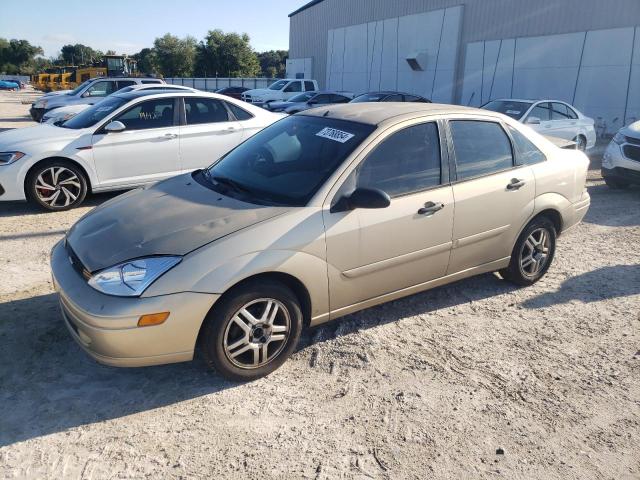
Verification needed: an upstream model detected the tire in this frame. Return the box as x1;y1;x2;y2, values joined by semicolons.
26;160;88;211
500;217;557;287
199;280;303;381
573;135;587;151
604;178;629;189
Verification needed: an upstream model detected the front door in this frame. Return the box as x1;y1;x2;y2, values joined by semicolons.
323;121;454;313
179;97;244;172
446;119;535;274
92;97;181;188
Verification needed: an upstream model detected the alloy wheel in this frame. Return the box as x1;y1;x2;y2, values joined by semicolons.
223;298;291;369
519;227;551;277
35;167;82;208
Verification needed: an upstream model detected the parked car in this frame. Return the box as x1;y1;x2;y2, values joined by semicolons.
29;77;165;122
601;120;640;188
49;103;590;381
481;99;596;151
42;84;198;125
265;91;352;114
241;78;319;107
215;86;250;100
0;80;20;91
350;91;431;103
0;90;285;210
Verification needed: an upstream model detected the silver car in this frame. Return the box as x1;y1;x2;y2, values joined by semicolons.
50;103;590;381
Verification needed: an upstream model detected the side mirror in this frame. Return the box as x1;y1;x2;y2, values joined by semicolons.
104;120;126;133
331;188;391;213
526;116;541;125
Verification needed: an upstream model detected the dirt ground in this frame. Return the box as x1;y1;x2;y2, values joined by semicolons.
0;91;639;479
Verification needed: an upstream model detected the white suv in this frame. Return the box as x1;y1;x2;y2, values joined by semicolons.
241;79;319;107
602;121;640;188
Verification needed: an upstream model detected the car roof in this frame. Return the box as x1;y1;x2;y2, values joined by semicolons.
300;102;493;126
111;90;238;101
490;98;576;105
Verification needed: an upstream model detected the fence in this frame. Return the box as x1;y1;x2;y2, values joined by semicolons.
164;77;281;92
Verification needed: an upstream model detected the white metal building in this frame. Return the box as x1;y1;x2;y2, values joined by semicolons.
288;0;640;133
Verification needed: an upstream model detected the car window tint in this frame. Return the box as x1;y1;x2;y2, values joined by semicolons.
304;81;315;91
226;102;253;121
85;81;116;97
315;94;332;104
284;81;302;93
117;80;136;89
185;98;230;124
383;94;403;102
551;103;571;120
141;80;163;84
507;125;546;165
357;122;441;197
528;102;551;121
332;94;349;103
450;120;514;180
114;98;175;130
566;106;578;119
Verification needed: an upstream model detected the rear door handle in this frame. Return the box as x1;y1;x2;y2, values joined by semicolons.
507;178;525;190
162;133;178;139
217;127;237;135
417;201;444;215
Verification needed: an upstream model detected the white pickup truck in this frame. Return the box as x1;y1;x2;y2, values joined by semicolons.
242;79;319;107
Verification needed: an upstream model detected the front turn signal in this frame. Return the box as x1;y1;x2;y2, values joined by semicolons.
137;312;170;327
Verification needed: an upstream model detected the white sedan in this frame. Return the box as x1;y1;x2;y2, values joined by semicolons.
482;99;596;151
41;84;198;125
0;91;285;210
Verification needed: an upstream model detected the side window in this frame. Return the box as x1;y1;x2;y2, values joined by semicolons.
450;121;514;180
304;81;315;92
332;94;349;103
141;80;163;84
551;103;570;120
566;106;578;120
527;102;551;121
226;102;254;121
284;81;302;93
383;94;403;102
507;125;546;165
113;98;175;130
117;80;136;89
184;98;230;125
315;94;332;104
85;81;115;97
356;122;441;197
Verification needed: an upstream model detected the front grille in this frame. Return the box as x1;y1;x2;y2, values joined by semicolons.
623;144;640;162
625;135;640;146
65;241;92;280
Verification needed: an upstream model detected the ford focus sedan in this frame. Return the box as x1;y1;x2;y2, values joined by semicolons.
0;90;283;210
51;103;590;381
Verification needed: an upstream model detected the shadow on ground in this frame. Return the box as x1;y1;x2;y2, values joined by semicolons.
0;192;120;218
582;184;640;227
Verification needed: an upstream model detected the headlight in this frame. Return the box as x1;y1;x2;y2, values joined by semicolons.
36;99;48;109
88;256;181;297
613;132;626;145
0;151;26;166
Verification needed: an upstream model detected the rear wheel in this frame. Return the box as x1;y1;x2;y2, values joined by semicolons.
573;135;587;151
500;217;557;286
26;160;88;211
199;281;303;381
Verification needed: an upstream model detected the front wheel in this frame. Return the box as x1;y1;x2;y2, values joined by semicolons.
26;160;88;211
199;281;303;381
500;217;557;286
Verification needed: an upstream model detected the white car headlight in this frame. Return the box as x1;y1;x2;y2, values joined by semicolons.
88;256;181;297
613;132;626;145
0;151;26;166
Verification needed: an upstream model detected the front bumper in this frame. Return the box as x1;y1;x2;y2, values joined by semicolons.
601;166;640;185
51;240;219;367
0;159;29;201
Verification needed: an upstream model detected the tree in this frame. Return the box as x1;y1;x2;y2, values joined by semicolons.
0;38;44;74
60;44;102;65
153;33;196;77
257;50;288;78
195;29;260;77
132;48;158;75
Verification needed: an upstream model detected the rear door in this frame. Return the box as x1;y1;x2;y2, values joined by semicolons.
282;81;303;100
178;97;243;172
446;119;535;274
550;102;577;141
92;97;180;187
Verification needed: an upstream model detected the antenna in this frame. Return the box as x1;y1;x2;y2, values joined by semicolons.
323;110;330;117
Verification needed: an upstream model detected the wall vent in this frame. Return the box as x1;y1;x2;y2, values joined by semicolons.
406;51;428;71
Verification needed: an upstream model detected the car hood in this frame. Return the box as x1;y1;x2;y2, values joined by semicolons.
0;124;82;150
620;120;640;139
42;90;71;97
66;173;292;272
244;88;271;96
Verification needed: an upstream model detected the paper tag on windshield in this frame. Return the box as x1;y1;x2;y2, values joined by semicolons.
316;127;355;143
506;110;521;115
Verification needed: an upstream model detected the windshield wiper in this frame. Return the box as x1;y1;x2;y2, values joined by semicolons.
211;175;251;194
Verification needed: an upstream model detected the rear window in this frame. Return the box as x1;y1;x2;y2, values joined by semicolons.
226;102;253;121
482;100;533;120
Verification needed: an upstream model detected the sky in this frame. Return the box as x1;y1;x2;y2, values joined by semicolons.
0;0;307;58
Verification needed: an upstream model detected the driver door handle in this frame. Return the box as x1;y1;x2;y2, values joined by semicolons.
417;201;445;215
507;178;525;190
217;127;237;135
162;133;178;139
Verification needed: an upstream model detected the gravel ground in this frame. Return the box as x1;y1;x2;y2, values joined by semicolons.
0;91;639;479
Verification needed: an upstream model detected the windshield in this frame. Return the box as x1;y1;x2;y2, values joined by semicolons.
289;92;315;103
69;79;93;96
203;116;375;206
61;96;128;129
481;100;533;120
269;80;289;90
350;93;385;103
